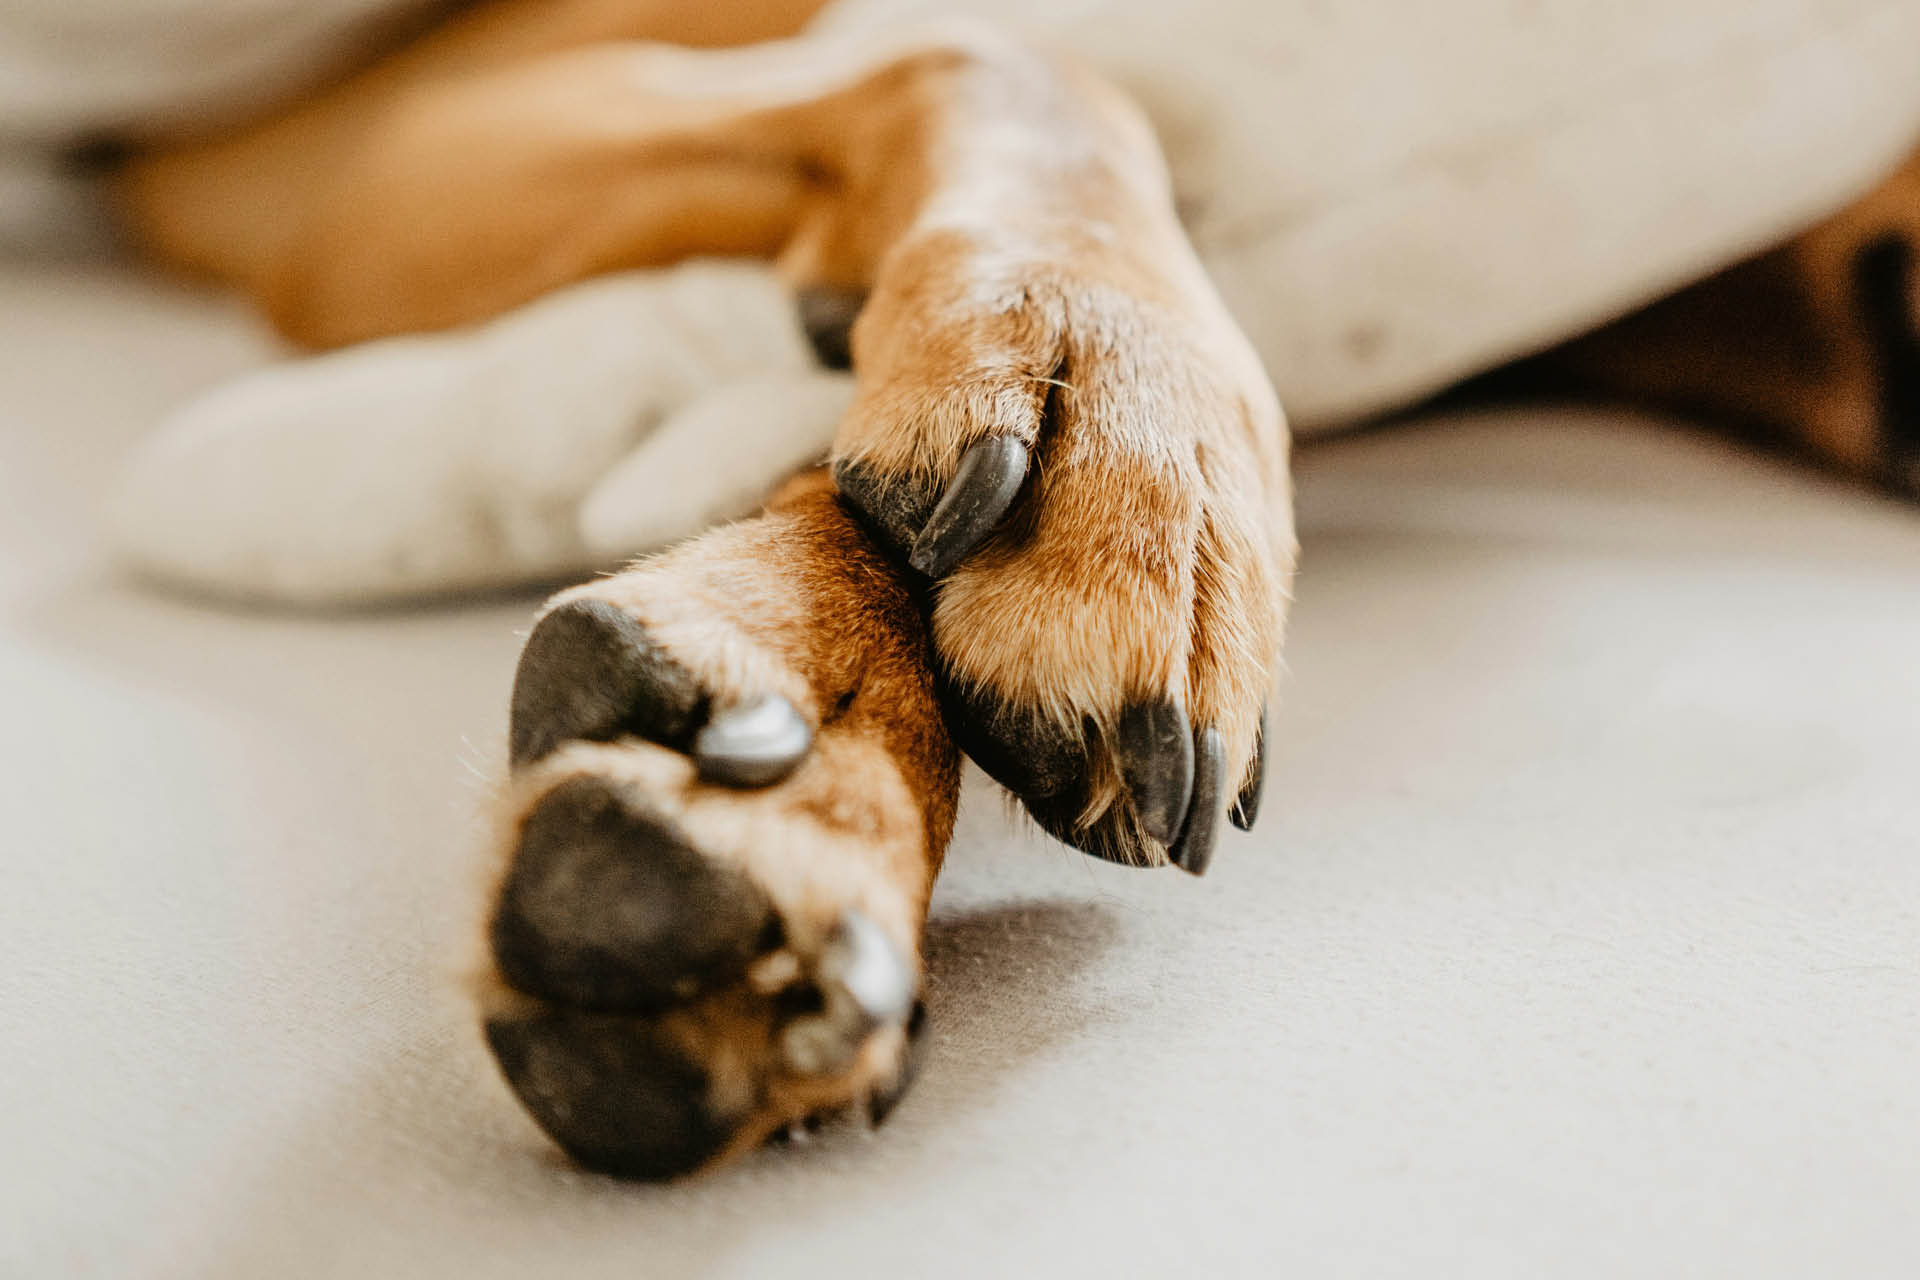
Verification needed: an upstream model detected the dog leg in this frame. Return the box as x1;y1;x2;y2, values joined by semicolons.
1553;147;1920;499
482;471;959;1179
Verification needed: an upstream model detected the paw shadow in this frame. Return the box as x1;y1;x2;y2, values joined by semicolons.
916;897;1128;1110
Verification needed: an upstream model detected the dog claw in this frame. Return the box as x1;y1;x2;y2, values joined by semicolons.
778;909;914;1076
1170;726;1224;876
906;436;1030;578
821;908;916;1028
1230;704;1267;832
866;999;928;1129
693;694;813;788
1115;698;1195;846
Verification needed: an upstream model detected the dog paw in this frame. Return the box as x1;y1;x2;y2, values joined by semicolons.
830;230;1293;871
481;484;955;1178
111;261;844;605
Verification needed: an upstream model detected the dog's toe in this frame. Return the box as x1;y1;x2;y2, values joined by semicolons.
509;599;706;767
777;909;915;1076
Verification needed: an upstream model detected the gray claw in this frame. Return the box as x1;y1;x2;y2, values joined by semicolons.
1170;726;1224;876
693;694;813;788
821;908;916;1027
1115;698;1195;846
1230;704;1267;832
906;436;1030;579
778;909;915;1077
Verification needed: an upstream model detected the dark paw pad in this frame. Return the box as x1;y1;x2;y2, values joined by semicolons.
491;776;777;1012
511;600;814;788
509;599;704;767
936;668;1086;807
484;1010;737;1181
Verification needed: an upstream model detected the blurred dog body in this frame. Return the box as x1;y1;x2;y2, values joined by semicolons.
0;0;457;245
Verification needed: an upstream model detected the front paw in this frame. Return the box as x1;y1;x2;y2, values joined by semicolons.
481;484;956;1179
831;232;1294;872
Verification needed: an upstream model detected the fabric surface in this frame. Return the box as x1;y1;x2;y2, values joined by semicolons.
6;261;1919;1278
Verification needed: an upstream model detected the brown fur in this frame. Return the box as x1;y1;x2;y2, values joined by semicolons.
1554;149;1920;488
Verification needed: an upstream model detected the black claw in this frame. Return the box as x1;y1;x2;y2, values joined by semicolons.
796;285;867;371
906;437;1031;578
1115;699;1195;846
1170;727;1224;876
693;694;813;788
509;599;704;767
490;776;775;1012
1229;704;1268;832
